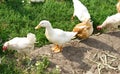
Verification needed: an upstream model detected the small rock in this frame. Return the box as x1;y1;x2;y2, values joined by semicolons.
118;64;120;70
86;71;93;74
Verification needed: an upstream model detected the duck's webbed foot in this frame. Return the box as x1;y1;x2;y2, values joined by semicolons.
52;45;63;53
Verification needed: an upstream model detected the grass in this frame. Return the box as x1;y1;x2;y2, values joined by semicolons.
0;0;118;74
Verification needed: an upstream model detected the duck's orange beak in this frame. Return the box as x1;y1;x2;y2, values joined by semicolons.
35;25;41;29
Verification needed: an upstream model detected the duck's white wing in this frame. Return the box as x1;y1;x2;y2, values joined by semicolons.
52;29;77;44
53;29;76;38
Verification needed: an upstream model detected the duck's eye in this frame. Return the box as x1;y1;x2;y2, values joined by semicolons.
41;23;44;25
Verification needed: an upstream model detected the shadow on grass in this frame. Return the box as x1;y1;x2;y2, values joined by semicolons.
5;0;43;17
5;0;25;14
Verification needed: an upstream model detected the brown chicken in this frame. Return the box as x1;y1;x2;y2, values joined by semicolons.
73;19;93;39
116;0;120;13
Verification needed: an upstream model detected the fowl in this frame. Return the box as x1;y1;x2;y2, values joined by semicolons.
30;0;44;2
97;13;120;31
116;0;120;13
71;0;91;22
2;33;36;55
35;20;77;53
73;19;93;39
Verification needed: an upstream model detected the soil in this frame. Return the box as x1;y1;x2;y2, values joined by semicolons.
30;31;120;74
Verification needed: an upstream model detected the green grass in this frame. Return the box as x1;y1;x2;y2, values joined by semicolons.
0;0;118;73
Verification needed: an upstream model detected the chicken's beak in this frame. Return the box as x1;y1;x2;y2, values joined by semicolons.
35;25;41;29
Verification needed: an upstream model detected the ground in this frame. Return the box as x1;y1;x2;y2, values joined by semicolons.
30;31;120;74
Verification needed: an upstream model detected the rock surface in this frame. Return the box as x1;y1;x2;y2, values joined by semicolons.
31;31;120;74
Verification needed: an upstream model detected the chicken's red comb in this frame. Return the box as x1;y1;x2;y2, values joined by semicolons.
2;46;7;51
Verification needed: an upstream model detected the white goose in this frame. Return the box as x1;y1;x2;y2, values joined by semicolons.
71;0;91;22
35;20;77;53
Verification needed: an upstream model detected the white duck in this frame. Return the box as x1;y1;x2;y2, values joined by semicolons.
116;0;120;13
97;13;120;31
2;33;36;55
71;0;91;22
35;20;77;53
30;0;44;3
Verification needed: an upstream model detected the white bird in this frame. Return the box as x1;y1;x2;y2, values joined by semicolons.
2;33;36;55
116;0;120;13
97;13;120;31
30;0;44;3
35;20;77;53
71;0;91;22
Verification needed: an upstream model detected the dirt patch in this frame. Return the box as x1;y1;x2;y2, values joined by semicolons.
30;31;120;74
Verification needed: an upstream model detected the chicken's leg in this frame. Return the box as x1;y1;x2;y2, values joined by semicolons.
52;45;63;53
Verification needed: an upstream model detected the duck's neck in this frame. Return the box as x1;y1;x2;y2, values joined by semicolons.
45;25;54;34
73;0;81;3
